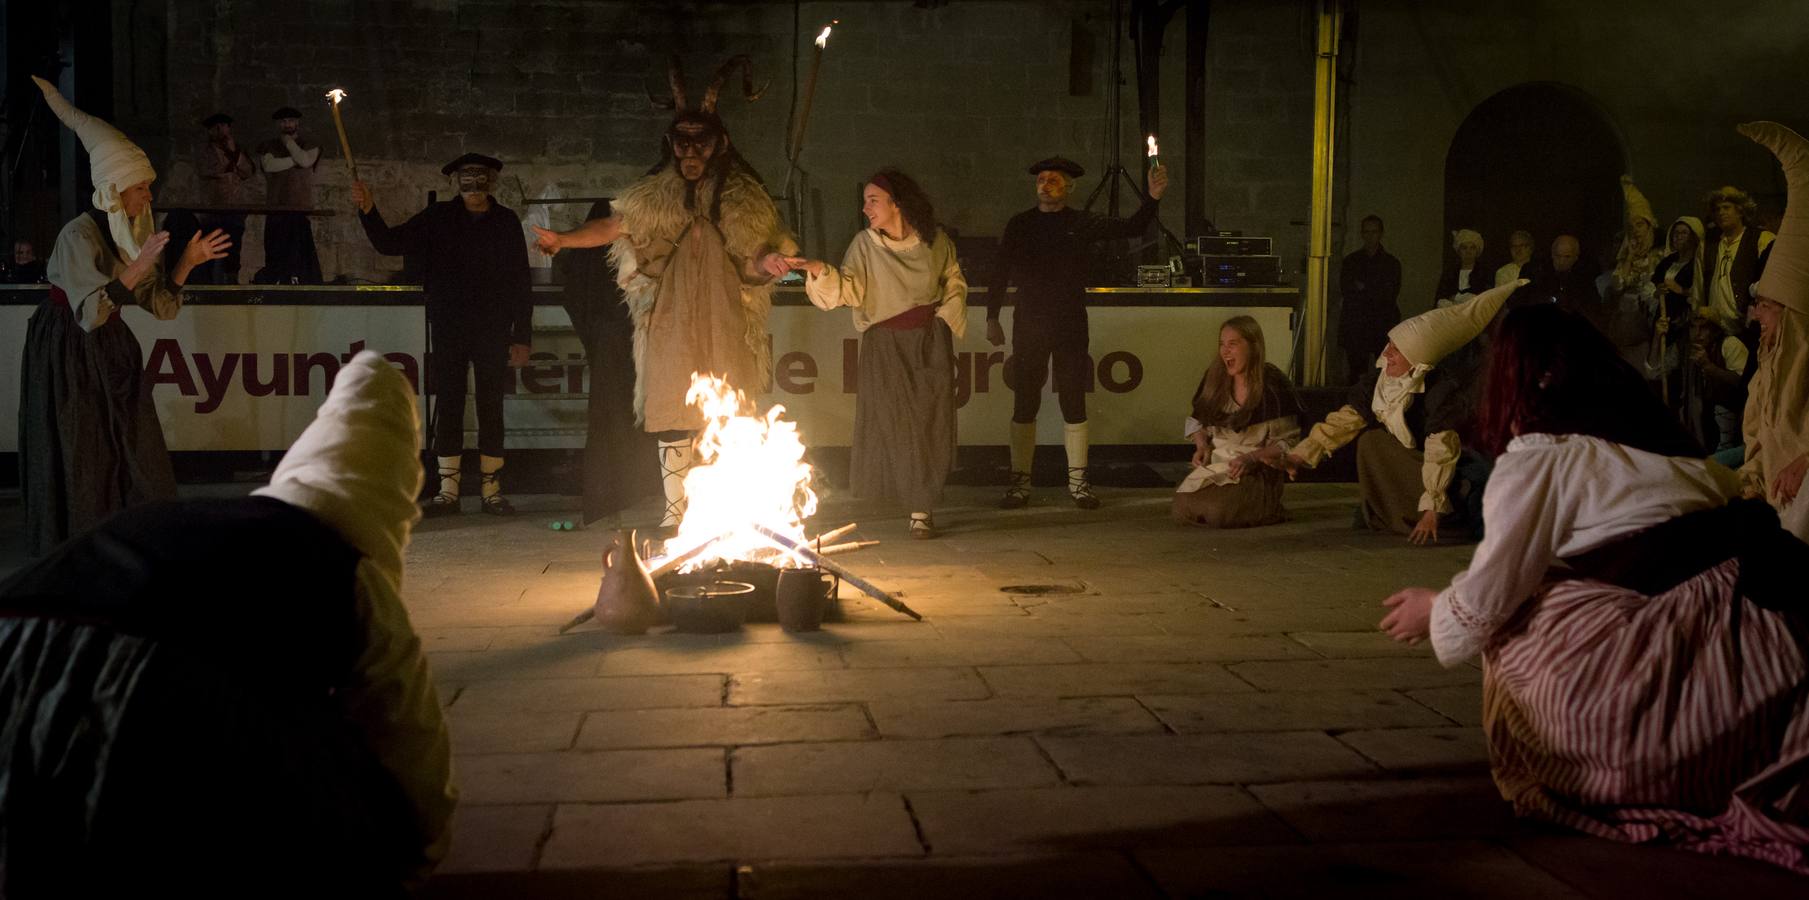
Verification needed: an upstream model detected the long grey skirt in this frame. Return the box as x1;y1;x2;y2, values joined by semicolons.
852;320;957;512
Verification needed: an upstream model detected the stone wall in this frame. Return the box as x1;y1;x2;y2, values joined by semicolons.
147;0;1272;284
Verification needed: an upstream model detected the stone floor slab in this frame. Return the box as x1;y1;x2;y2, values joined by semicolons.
978;663;1253;697
575;704;873;749
731;667;991;704
867;696;1163;739
594;642;845;676
1039;732;1377;785
908;785;1296;854
1288;630;1436;658
1502;833;1809;899
446;710;582;754
452;675;726;713
738;853;1161;900
1405;684;1485;725
839;637;1082;668
732;737;1059;796
1136;840;1589;899
436;805;550;874
1141;690;1450;733
540;794;922;867
1246;776;1519;841
1228;657;1481;691
457;749;725;804
1064;634;1320;664
1337;726;1491;772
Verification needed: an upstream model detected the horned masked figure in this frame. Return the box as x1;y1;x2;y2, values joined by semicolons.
534;56;795;536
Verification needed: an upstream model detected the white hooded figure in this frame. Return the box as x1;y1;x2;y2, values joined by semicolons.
0;352;452;893
18;76;229;556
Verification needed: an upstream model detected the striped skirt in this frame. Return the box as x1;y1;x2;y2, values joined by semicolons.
1482;559;1809;872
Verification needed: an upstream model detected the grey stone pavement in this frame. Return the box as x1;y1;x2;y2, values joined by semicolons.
1;483;1803;898
404;483;1808;899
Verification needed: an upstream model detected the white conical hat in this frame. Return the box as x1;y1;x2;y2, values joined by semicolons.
33;76;155;259
1740;121;1809;315
1389;278;1527;367
253;352;422;594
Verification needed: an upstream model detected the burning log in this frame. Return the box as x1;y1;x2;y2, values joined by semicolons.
818;540;879;556
813;523;858;545
750;523;923;621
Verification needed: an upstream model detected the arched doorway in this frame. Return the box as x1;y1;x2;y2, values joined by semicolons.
1444;83;1625;275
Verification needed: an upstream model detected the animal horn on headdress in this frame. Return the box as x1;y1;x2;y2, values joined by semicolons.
700;55;766;114
666;54;690;112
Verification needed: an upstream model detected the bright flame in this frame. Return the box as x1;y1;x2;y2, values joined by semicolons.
1146;135;1159;157
660;374;818;571
326;88;348;105
815;24;833;48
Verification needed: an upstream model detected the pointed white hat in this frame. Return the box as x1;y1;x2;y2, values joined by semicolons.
1740;121;1808;315
1389;278;1527;367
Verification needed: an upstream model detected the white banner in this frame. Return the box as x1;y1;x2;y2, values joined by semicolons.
1;295;1293;452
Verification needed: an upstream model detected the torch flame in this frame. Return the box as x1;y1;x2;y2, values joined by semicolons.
659;374;819;572
1146;135;1158;157
326;88;348;105
815;24;833;48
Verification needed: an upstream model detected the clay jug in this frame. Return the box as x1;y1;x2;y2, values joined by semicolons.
593;529;660;635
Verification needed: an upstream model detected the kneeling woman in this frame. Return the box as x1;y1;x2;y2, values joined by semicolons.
1380;304;1809;871
789;169;967;538
1172;316;1301;527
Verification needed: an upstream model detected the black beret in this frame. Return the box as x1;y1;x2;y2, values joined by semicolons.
442;153;504;175
271;106;303;120
1027;156;1085;178
201;113;233;128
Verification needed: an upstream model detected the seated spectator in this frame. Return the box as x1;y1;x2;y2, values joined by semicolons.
1173;315;1302;528
1494;229;1534;286
1736;121;1809;545
1281;279;1524;545
1378;302;1809;873
1435;228;1488;307
0;352;455;894
1682;308;1754;463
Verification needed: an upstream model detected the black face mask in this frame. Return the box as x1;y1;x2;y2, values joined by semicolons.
455;167;497;196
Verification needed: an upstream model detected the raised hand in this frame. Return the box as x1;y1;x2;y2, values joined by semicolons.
181;229;232;269
1147;163;1169;200
351;180;374;214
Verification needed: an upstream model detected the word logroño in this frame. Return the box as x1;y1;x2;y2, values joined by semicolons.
144;339;1147;414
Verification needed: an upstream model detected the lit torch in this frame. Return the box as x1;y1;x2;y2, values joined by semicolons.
325;88;358;181
788;21;837;162
1146;134;1160;173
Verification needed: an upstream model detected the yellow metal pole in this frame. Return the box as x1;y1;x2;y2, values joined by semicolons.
1302;0;1343;386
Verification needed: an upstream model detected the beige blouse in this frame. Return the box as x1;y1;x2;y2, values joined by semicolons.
804;227;967;338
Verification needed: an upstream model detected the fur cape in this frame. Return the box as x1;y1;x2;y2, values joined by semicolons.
607;167;796;424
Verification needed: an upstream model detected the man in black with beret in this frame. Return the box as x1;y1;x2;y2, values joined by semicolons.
256;105;322;283
195;112;254;283
986;155;1167;510
352;153;532;516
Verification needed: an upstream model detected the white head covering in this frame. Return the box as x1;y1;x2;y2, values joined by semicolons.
1740;121;1808;314
1737;121;1809;521
253;351;422;594
1451;229;1483;254
32;76;156;261
1388;278;1527;368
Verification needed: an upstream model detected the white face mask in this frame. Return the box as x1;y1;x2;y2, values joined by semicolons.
454;166;497;196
